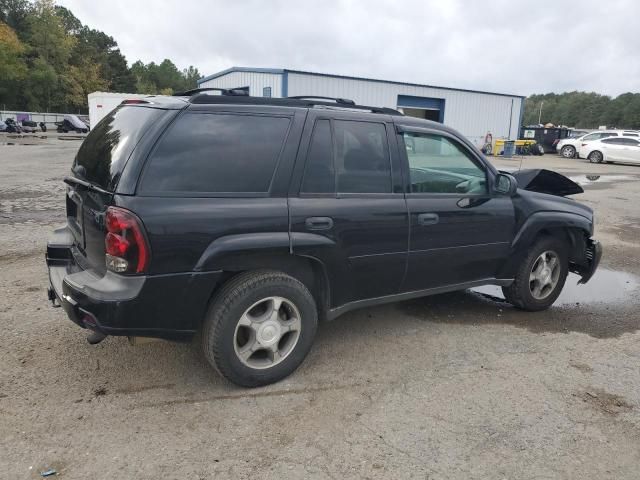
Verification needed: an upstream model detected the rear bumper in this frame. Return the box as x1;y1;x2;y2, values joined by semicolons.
46;226;222;340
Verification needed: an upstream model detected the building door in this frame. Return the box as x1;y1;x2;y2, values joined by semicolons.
397;95;445;123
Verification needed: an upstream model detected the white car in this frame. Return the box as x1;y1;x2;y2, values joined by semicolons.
578;137;640;164
556;130;638;158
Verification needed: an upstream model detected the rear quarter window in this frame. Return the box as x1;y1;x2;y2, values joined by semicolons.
139;113;291;195
73;106;163;191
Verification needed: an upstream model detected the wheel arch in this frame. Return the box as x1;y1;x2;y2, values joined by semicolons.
498;211;592;278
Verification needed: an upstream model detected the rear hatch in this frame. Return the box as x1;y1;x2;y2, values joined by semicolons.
66;105;164;273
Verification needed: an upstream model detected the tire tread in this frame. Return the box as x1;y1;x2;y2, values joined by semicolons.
202;270;316;387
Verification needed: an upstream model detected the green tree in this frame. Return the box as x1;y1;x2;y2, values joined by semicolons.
0;0;31;40
523;91;640;129
1;1;200;112
0;20;27;109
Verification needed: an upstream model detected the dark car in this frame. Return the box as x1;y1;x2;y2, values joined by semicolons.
46;91;601;387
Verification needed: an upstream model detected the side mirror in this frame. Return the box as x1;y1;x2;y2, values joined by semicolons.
494;173;518;196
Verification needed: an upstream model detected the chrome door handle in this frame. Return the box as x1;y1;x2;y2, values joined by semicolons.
417;213;439;226
305;217;334;231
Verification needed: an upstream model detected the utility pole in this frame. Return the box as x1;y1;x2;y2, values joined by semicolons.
538;101;544;124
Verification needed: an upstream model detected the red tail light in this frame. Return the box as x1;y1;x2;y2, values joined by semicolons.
104;207;150;273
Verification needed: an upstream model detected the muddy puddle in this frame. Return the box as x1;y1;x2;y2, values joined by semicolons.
471;269;639;307
568;174;638;185
397;269;640;338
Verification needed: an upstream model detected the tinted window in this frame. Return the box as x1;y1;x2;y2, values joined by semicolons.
602;138;626;145
621;138;639;145
334;121;391;193
403;133;487;194
73;106;163;191
301;120;334;193
141;113;290;194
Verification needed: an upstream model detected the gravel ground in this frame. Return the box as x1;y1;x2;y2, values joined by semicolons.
1;136;639;479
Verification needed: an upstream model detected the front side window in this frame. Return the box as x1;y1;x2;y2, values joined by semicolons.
140;113;290;194
403;132;487;194
602;138;625;145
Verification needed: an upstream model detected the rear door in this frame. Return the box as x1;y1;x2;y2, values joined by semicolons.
599;138;626;161
289;110;409;307
619;138;640;163
397;126;516;291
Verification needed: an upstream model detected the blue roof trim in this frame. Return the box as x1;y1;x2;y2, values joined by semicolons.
198;66;525;99
198;67;285;85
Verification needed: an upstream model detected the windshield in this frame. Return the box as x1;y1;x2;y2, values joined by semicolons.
73;106;162;191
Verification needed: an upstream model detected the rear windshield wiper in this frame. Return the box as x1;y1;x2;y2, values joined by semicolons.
63;176;112;195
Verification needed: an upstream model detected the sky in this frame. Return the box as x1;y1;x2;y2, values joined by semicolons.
57;0;639;97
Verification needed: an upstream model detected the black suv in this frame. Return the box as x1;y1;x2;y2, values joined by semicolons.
47;91;601;387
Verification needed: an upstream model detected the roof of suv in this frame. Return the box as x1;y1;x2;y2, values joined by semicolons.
184;93;403;116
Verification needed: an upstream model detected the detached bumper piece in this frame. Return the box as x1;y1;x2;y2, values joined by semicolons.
573;238;602;284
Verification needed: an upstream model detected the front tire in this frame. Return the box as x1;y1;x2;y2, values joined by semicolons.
202;270;318;387
561;145;576;158
502;236;568;311
588;150;603;163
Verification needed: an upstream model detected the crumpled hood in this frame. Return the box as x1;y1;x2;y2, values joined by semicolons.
508;169;584;196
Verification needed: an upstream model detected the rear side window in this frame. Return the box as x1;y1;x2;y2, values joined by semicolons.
334;121;391;194
300;119;392;194
602;138;625;145
73;106;163;191
140;113;290;194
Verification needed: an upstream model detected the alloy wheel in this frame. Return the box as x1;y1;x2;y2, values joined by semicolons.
589;151;603;163
561;146;575;158
233;296;301;369
529;251;561;300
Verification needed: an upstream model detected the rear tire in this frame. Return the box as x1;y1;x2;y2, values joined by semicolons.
561;145;576;158
502;236;569;311
588;151;603;163
202;270;318;387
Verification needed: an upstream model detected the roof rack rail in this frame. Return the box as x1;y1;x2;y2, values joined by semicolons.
187;94;403;115
287;96;356;106
173;87;249;97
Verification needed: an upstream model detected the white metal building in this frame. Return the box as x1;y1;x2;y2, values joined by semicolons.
88;91;152;127
198;67;524;145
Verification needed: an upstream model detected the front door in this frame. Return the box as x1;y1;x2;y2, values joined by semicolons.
289;112;409;308
398;128;516;292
